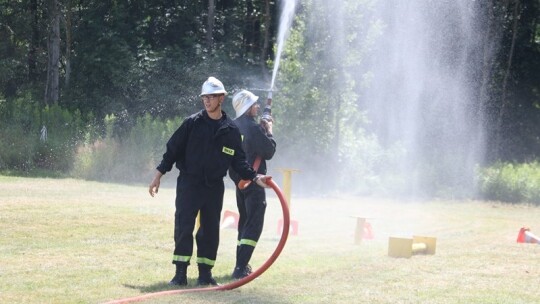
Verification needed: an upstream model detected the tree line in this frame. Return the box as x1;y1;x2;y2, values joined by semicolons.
0;0;539;199
1;0;276;118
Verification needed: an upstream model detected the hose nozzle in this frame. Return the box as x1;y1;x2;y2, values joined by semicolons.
260;88;273;124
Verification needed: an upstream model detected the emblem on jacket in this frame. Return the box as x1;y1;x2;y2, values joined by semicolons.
222;146;235;156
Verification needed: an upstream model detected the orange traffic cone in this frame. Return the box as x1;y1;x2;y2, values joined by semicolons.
517;227;527;243
220;210;239;229
363;222;374;240
516;227;540;244
277;218;299;236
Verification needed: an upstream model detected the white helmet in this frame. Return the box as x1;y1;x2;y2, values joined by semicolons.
232;90;259;118
200;77;227;96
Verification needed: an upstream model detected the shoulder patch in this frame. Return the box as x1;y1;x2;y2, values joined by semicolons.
222;146;235;156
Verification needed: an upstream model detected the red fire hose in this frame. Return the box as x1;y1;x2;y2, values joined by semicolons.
103;178;290;304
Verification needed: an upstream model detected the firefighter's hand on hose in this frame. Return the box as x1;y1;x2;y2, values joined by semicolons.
261;114;273;123
260;119;273;135
253;174;271;188
149;170;163;197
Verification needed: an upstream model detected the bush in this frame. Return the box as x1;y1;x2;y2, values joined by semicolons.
0;99;86;172
0;124;37;170
71;114;183;184
477;162;540;205
34;105;85;171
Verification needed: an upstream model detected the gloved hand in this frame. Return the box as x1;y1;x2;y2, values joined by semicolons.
261;113;273;123
253;174;271;188
260;119;273;135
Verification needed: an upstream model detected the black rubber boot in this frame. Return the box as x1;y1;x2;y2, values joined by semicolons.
169;263;188;286
231;264;252;279
197;264;218;286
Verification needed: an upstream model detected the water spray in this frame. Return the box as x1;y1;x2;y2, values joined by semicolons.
264;0;296;122
270;0;298;90
103;178;290;304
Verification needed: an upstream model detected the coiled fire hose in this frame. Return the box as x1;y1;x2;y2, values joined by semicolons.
104;177;290;304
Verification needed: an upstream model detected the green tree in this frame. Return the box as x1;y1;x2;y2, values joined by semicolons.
493;0;540;161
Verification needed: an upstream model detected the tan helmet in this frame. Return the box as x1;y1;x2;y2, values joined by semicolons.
200;77;228;96
232;90;259;118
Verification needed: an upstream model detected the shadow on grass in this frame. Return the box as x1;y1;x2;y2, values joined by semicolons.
123;274;235;293
124;281;179;293
122;275;292;303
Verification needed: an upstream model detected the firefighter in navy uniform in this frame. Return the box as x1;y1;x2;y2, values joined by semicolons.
149;78;271;286
229;90;276;279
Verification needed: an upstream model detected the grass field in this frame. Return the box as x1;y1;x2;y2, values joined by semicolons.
1;175;539;304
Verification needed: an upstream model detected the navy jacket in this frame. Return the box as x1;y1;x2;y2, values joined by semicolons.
157;110;257;186
229;114;276;185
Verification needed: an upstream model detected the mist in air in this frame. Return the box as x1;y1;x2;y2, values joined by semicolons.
269;0;491;199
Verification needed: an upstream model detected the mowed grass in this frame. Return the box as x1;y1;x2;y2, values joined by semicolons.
1;176;539;304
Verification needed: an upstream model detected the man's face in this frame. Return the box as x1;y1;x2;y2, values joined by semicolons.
201;94;224;114
247;102;260;117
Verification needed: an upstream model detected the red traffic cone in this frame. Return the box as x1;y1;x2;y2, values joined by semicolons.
277;218;299;236
517;227;540;244
220;210;239;229
516;227;528;243
525;230;540;244
363;222;374;240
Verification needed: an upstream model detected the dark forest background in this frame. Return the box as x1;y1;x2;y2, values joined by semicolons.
1;0;539;203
